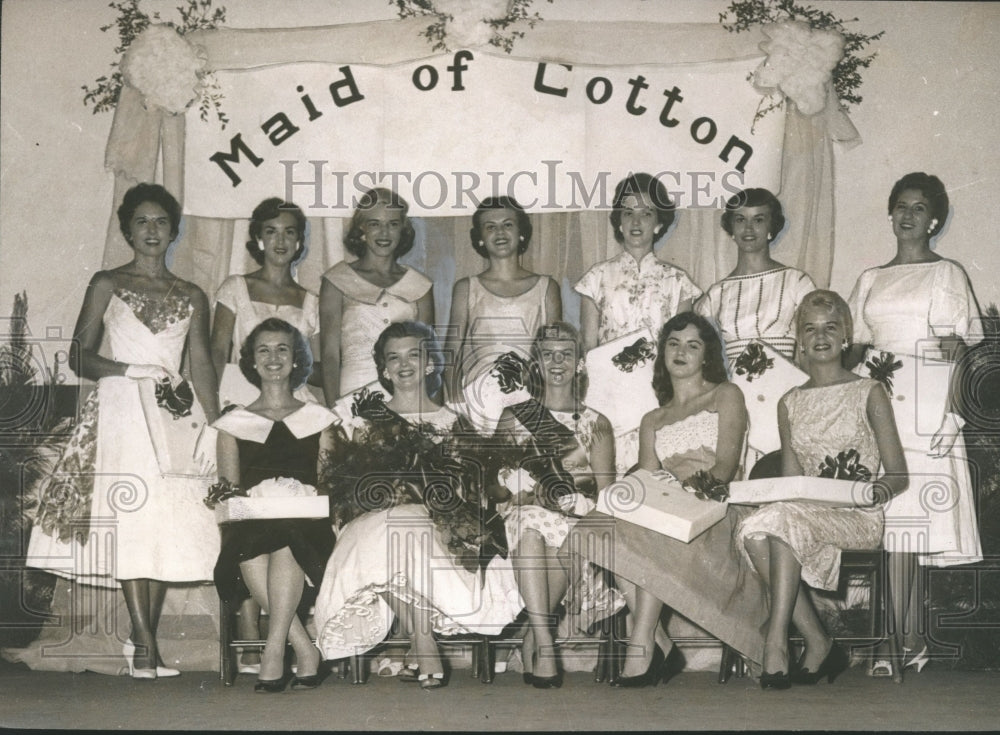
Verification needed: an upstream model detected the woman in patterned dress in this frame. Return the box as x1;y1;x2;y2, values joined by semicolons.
737;290;908;689
847;172;983;679
575;173;700;351
695;188;815;365
494;321;617;687
27;183;220;678
319;187;433;402
443;196;561;433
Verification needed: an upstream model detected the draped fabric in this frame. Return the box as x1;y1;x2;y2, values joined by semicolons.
101;19;855;314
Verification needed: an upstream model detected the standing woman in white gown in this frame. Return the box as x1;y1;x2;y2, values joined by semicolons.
27;183;220;678
848;172;983;679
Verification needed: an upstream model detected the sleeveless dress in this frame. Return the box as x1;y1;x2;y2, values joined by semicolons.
26;288;220;585
565;411;768;663
313;407;523;660
848;260;983;566
322;261;432;396
459;275;551;434
695;266;815;363
212;404;338;605
736;379;885;591
213;274;319;408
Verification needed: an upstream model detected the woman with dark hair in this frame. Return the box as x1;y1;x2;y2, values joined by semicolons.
737;291;907;689
444;196;561;432
695;188;815;363
213;318;339;692
566;312;769;686
575;173;700;351
27;182;220;678
494;322;618;687
847;172;982;680
319;188;433;401
314;321;521;689
211;197;319;409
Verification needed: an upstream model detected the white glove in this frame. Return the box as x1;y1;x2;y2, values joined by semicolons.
557;492;596;517
929;412;965;458
125;363;172;382
193;424;218;477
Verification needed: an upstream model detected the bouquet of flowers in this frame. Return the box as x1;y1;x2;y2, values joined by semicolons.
682;470;731;503
203;478;245;509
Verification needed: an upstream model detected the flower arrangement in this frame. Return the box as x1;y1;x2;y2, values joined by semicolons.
733;342;775;382
865;350;903;397
491;351;530;394
817;448;872;482
82;0;228;126
611;337;656;374
719;0;884;126
682;470;730;503
202;478;245;509
392;0;553;53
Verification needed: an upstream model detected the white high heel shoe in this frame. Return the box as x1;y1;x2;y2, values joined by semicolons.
123;639;156;680
903;646;930;673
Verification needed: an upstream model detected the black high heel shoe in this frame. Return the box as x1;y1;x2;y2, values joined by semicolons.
759;670;791;690
790;643;849;685
254;675;289;693
613;644;665;688
660;644;685;685
290;670;326;690
529;649;562;689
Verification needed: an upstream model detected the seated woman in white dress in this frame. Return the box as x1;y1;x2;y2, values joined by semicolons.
737;290;908;689
443;196;562;433
212;319;339;692
314;321;521;689
695;188;815;365
211;197;320;410
319;187;433;403
494;321;617;688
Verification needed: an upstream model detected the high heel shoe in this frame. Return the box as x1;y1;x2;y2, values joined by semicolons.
660;645;685;685
903;646;930;674
418;671;446;690
123;639;156;680
791;643;849;685
290;671;326;690
528;649;562;689
254;675;289;693
613;644;665;688
759;670;791;690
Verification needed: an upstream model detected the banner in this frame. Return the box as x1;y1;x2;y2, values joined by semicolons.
183;52;783;217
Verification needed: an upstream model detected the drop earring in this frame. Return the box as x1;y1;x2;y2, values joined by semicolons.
928;219;939;234
257;239;265;251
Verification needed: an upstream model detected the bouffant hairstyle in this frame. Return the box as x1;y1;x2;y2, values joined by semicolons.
888;172;950;237
526;321;588;402
245;197;308;265
372;321;444;398
720;187;786;239
469;196;533;258
609;173;676;245
651;312;728;406
238;318;313;390
796;289;854;349
117;183;182;244
343;187;416;259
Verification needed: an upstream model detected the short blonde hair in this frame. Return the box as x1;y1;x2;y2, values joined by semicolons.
796;290;853;346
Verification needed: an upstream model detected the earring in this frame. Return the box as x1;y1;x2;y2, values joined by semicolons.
767;233;773;241
293;363;298;368
425;365;434;375
887;215;893;223
257;239;264;251
618;225;623;233
519;235;525;242
841;340;849;351
478;240;484;246
928;219;938;234
576;358;586;375
654;226;662;235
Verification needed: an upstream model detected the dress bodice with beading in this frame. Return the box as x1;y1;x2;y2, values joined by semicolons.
105;289;192;371
653;410;718;481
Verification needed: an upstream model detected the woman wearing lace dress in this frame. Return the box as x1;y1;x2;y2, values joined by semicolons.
737;290;908;689
27;183;220;678
695;188;815;364
314;321;521;689
494;322;618;687
567;312;768;687
443;196;561;433
211;198;320;410
847;172;983;679
319;187;433;402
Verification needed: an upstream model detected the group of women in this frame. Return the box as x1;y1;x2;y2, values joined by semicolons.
25;169;982;693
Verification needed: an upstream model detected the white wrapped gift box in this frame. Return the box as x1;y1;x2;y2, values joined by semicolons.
461;366;531;436
331;380;387;439
584;330;658;438
728;476;869;507
137;378;212;478
215;496;330;524
730;341;807;455
595;468;728;543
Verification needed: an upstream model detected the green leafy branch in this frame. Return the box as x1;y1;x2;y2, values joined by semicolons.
392;0;553;54
720;0;884;121
81;0;228;126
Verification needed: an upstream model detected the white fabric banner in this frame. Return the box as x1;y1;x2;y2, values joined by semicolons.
183;52;783;217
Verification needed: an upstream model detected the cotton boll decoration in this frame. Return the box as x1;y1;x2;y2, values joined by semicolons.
753;20;845;115
436;0;512;48
120;24;205;114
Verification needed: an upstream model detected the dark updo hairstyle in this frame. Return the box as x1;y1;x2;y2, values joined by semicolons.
888;172;949;237
117;183;183;244
609;173;676;245
651;312;727;406
373;321;444;398
796;289;854;351
238;317;313;390
526;321;588;402
246;197;307;265
469;196;533;258
720;187;786;239
343;187;416;259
